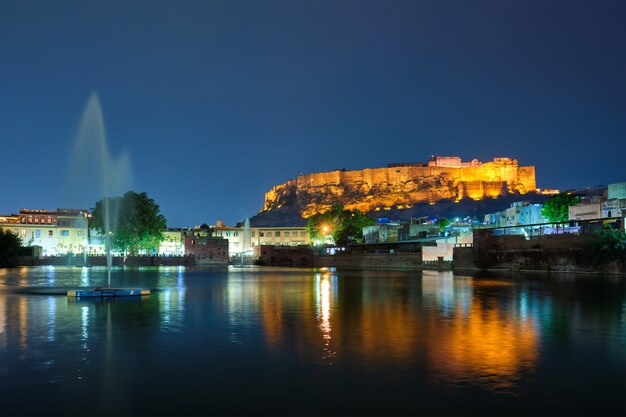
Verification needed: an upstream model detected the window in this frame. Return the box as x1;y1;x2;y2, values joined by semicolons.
225;231;230;237
284;231;290;237
251;232;255;237
35;230;41;238
233;231;238;237
77;230;84;237
259;232;264;237
300;231;306;237
275;231;280;237
217;232;222;236
61;230;69;237
20;229;26;237
49;230;53;237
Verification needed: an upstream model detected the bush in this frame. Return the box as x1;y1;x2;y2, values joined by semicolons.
583;227;626;269
0;228;22;268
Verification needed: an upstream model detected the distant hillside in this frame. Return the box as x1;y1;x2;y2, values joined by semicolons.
249;192;551;227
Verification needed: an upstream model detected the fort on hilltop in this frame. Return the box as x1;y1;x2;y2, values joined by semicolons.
261;156;537;218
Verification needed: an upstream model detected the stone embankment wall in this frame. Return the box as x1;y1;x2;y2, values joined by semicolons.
16;256;205;267
315;252;451;270
262;158;536;217
463;231;625;274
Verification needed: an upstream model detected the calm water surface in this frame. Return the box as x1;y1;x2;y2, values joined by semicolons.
0;266;624;416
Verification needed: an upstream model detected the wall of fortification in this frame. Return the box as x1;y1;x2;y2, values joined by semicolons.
262;159;536;216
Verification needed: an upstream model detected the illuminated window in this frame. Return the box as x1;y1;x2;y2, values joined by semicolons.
34;218;39;224
61;230;69;237
49;230;53;237
20;229;26;237
275;231;280;237
35;230;40;238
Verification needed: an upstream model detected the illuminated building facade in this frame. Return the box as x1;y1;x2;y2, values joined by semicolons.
0;208;89;256
158;229;186;256
484;201;548;227
213;220;311;255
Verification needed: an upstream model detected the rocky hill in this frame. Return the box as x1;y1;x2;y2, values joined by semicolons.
250;156;540;226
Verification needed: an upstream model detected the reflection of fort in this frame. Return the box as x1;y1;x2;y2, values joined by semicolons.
426;297;538;392
250;271;540;391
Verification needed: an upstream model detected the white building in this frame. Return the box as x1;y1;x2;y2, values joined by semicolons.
213;220;311;256
0;209;89;256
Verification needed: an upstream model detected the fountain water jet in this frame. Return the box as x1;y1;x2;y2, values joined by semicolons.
65;93;148;297
241;218;251;265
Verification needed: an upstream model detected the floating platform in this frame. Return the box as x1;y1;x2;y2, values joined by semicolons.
67;288;150;298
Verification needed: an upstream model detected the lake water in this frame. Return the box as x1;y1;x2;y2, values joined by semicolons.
0;266;624;416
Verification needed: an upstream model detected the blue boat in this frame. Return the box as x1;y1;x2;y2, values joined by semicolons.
67;288;150;298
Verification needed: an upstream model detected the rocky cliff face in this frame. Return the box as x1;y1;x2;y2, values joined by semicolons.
261;158;536;218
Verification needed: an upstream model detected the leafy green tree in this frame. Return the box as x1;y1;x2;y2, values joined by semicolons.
583;227;626;269
90;191;167;255
436;217;450;233
0;227;22;267
306;205;375;245
541;192;581;222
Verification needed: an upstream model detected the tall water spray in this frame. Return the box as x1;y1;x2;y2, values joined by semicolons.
241;218;251;265
66;93;133;287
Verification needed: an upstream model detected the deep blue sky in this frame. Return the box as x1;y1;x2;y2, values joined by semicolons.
1;0;625;227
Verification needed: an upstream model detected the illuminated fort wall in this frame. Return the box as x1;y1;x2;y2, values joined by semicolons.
262;157;536;217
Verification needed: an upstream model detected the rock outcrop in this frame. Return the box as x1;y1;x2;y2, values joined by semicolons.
260;157;536;218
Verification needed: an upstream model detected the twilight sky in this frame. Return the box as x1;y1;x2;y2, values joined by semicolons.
1;0;625;227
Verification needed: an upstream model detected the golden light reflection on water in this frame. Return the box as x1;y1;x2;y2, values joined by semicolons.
427;301;538;393
19;297;27;352
252;271;539;392
316;273;335;360
260;290;283;348
0;296;5;339
358;280;422;362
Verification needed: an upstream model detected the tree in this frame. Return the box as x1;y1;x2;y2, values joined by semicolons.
0;227;22;267
306;205;375;245
90;191;167;255
541;192;581;222
436;217;450;233
583;227;626;270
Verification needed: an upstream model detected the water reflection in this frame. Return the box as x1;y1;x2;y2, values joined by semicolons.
19;297;27;352
226;274;260;345
0;296;5;349
46;297;55;342
316;272;336;361
157;289;186;333
0;267;624;416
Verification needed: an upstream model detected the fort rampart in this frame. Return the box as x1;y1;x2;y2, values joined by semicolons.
262;157;536;217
